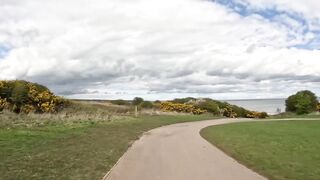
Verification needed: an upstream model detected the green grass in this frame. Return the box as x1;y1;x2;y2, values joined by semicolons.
201;120;320;180
0;114;214;180
269;112;320;119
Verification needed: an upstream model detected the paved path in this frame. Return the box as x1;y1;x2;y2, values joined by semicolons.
104;118;267;180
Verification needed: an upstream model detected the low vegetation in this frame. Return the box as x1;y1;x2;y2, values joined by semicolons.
160;101;207;115
201;120;320;180
0;112;213;180
162;97;268;118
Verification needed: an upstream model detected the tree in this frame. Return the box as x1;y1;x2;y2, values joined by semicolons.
285;90;319;114
132;97;144;105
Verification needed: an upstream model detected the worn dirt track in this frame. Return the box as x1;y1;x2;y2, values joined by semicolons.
104;118;267;180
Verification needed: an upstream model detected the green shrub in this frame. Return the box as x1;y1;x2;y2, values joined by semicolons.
110;99;129;106
10;81;29;113
140;101;154;109
203;98;229;109
0;80;67;114
230;105;249;117
195;101;220;115
246;111;268;119
286;90;319;114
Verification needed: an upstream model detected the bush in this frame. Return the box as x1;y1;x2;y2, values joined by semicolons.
140;101;154;109
246;111;268;119
10;81;29;113
203;98;228;109
230;105;249;117
317;104;320;112
110;99;128;106
160;102;207;115
223;105;237;118
195;101;220;115
259;112;268;118
0;80;67;113
286;90;319;114
0;98;8;111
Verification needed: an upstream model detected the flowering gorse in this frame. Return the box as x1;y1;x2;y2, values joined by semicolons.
160;102;207;115
0;80;67;113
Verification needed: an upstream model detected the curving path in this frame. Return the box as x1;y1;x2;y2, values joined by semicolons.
104;118;267;180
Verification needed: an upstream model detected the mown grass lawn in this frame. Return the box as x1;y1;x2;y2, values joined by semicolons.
201;120;320;180
0;114;214;180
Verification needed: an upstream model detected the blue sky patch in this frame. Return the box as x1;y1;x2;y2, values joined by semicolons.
293;31;320;50
214;0;319;50
0;44;11;59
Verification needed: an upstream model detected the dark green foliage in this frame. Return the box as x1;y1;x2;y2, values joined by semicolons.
10;81;29;113
132;97;144;105
259;112;268;118
195;101;220;115
110;99;129;106
0;83;11;99
286;90;319;114
139;101;154;109
203;98;229;109
230;105;250;117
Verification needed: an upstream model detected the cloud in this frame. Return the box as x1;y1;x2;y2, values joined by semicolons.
0;0;319;100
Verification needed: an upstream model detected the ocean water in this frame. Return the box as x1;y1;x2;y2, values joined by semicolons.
225;99;286;115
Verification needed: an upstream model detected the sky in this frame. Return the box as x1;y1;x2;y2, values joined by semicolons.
0;0;319;100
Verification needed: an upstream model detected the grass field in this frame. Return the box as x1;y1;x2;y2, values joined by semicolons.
0;113;214;180
201;120;320;180
270;112;320;119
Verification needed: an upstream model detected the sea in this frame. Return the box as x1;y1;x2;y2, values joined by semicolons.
225;99;286;115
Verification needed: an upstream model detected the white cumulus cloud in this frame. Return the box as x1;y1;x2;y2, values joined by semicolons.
0;0;319;100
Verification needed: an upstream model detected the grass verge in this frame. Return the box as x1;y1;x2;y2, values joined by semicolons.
201;120;320;180
1;114;215;180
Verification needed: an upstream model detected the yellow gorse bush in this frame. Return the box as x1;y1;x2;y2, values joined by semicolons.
223;105;238;118
0;98;8;111
245;111;268;119
160;99;268;118
160;102;207;115
0;80;67;113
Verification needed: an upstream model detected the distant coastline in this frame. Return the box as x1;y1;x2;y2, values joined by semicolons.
222;98;286;101
225;99;286;115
